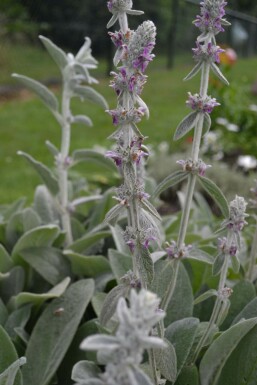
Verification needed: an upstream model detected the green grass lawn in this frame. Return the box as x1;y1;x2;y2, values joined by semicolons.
0;42;257;203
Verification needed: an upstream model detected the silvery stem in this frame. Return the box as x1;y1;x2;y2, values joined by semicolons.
192;230;233;363
59;84;73;245
161;61;210;313
119;12;128;33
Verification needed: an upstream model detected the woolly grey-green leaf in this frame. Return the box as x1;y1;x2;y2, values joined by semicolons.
140;199;162;221
17;152;59;195
151;260;174;300
131;366;154;385
215;323;257;385
165;263;194;326
12;225;60;263
9;277;70;309
45;140;59;156
0;267;25;304
0;300;8;326
203;112;212;135
184;61;202;81
0;326;24;385
72;115;93;126
194;289;218;305
155;339;177;382
210;62;229;85
63;250;111;277
2;198;26;222
4;304;31;340
12;74;60;113
232;297;257;325
99;284;129;327
71;360;101;383
212;252;225;276
0;356;26;385
72;149;117;173
69;230;111;254
135;245;154;285
188;249;213;265
221;280;256;330
73;86;108;109
173;365;199;385
104;204;126;225
154;170;189;198
110;225;130;254
34;185;60;225
230;253;240;273
174;112;198;141
108;249;132;281
199;318;257;385
0;245;13;274
19;247;70;285
22;279;94;385
39;35;68;70
165;317;199;376
197;176;229;218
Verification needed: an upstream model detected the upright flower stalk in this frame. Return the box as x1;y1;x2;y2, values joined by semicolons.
105;0;160;288
246;180;257;280
13;36;107;246
192;196;248;362
160;0;230;312
53;39;101;245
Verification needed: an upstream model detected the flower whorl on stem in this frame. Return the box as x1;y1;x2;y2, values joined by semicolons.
104;2;159;288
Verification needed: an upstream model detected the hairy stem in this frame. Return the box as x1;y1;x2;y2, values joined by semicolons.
148;349;159;385
161;61;210;313
58;84;73;245
192;231;233;363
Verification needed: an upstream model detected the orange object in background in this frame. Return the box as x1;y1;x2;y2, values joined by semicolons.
219;47;237;66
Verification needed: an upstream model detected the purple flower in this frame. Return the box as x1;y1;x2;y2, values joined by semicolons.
229;243;237;257
105;150;123;167
186;92;220;114
198;159;212;176
110;68;146;97
218;237;237;256
193;41;224;64
143;234;156;249
126;239;136;253
177;158;211;176
121;270;141;288
218;286;233;300
107;106;146;127
166;241;192;259
132;47;155;72
109;31;124;48
107;1;113;11
223;195;248;233
194;0;228;35
128;21;156;73
130;136;148;165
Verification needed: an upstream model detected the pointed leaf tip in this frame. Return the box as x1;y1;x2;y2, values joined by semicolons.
198;176;229;218
174;112;198;141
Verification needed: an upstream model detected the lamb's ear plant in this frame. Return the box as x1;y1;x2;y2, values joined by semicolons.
103;0;160;291
76;289;166;385
12;36;108;245
246;179;257;281
155;0;231;319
